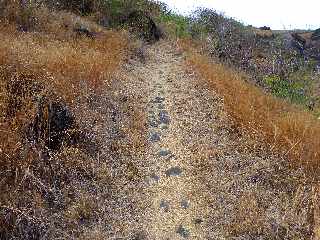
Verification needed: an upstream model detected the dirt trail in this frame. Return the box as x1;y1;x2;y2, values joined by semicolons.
125;41;224;239
115;41;309;239
140;43;213;239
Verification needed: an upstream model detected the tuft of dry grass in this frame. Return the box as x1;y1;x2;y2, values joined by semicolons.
227;192;268;236
64;193;99;226
180;40;320;173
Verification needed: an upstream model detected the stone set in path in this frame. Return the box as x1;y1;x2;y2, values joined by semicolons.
147;84;191;239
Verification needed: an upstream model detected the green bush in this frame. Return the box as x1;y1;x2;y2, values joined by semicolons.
44;0;97;15
98;0;163;27
264;74;309;104
158;12;190;38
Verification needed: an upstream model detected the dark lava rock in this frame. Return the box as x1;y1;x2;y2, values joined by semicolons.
181;200;189;209
158;149;172;157
259;26;271;31
29;100;75;151
150;132;161;142
194;218;203;225
177;225;190;238
160;199;170;212
159;110;170;124
165;167;182;177
153;96;165;104
74;26;96;38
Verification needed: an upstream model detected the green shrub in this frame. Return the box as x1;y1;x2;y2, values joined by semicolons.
44;0;98;15
158;12;190;38
97;0;163;27
264;74;309;104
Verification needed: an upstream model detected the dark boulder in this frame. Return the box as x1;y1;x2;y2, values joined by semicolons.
124;10;163;42
259;26;271;31
29;99;75;151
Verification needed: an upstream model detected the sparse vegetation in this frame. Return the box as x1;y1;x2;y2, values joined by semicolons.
182;42;320;172
263;74;309;104
0;1;149;238
158;12;190;38
2;0;320;238
188;8;320;109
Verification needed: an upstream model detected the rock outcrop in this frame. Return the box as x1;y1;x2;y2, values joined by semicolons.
291;30;320;61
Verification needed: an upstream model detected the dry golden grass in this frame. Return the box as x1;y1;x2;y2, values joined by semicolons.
227;192;267;236
0;7;128;166
180;39;320;173
64;192;99;225
0;5;132;238
0;27;126;103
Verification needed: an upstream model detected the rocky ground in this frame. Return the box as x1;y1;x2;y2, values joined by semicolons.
98;41;313;239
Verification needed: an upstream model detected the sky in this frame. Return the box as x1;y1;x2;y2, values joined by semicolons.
160;0;319;30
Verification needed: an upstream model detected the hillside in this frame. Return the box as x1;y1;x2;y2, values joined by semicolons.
1;1;320;239
188;9;320;111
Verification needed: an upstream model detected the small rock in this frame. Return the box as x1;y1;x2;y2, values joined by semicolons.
160;199;169;212
153;96;165;104
150;132;160;142
150;173;160;182
132;231;148;240
194;218;203;225
181;200;189;209
159;110;170;124
158;149;171;157
165;167;182;177
176;225;190;238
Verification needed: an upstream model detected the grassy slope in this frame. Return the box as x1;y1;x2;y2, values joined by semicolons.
1;0;320;238
180;39;320;172
0;3;146;239
188;9;320;110
168;8;320;172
